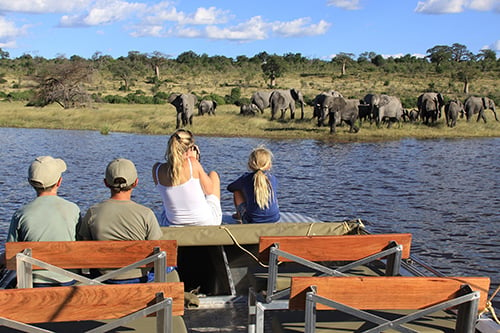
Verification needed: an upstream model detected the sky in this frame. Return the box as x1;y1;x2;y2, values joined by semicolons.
0;0;499;60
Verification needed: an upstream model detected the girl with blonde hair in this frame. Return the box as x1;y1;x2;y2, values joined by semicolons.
153;129;222;226
227;146;280;223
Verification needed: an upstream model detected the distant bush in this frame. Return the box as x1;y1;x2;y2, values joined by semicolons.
8;90;34;101
103;95;128;104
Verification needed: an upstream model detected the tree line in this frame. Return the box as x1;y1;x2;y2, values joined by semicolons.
0;43;497;109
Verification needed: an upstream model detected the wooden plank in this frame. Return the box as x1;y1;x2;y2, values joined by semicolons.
259;234;412;262
5;240;177;270
0;282;184;323
289;276;490;312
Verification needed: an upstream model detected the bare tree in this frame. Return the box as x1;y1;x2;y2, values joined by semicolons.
31;60;93;108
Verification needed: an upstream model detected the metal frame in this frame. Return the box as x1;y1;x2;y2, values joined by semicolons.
248;240;404;333
0;292;174;333
16;246;167;288
304;284;480;333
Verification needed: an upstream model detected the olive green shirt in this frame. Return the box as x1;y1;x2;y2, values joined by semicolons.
77;199;162;279
8;195;81;284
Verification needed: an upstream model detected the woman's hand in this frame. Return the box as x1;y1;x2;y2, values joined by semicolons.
187;145;200;161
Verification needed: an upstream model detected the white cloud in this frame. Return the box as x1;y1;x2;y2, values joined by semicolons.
60;0;146;27
485;40;500;51
326;0;362;10
142;3;229;25
415;0;500;14
0;0;92;13
204;16;269;41
0;16;28;39
273;18;330;37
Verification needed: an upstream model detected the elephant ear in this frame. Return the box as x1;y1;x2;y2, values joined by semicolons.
437;93;444;106
168;93;180;104
213;100;217;109
378;95;391;107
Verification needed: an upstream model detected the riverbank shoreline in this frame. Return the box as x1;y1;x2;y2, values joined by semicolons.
1;101;499;141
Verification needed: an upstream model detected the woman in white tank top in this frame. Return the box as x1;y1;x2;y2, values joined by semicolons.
152;129;222;226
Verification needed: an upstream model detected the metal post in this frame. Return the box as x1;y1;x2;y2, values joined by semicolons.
305;286;317;333
385;242;402;276
455;285;480;333
266;244;279;303
153;247;166;282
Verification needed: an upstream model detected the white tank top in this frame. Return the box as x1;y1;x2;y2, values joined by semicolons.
156;159;213;226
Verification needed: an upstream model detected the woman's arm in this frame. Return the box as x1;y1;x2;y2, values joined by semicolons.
190;157;215;195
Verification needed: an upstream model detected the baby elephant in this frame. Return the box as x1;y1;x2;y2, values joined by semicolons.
240;103;258;116
198;100;217;116
445;100;464;128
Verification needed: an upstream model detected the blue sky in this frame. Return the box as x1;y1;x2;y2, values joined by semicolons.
0;0;498;60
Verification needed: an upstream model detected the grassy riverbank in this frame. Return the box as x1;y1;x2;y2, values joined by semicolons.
1;101;499;141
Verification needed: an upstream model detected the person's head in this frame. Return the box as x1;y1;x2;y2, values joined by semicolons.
165;129;196;186
248;146;274;209
248;146;273;172
28;156;67;195
105;158;138;194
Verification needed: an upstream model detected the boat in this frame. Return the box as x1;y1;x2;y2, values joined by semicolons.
0;212;498;333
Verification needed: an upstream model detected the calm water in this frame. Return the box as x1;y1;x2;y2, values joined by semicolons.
0;128;498;306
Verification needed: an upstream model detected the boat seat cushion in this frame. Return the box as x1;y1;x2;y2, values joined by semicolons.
272;309;458;333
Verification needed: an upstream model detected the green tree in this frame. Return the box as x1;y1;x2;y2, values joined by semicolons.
333;52;355;75
261;55;285;88
0;48;10;59
453;62;480;94
426;45;452;69
450;43;473;62
476;49;496;71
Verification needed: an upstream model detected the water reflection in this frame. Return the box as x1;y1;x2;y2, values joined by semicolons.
0;128;498;307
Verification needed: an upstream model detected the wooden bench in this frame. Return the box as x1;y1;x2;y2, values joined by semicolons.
0;282;184;333
5;240;177;287
283;276;490;333
248;233;412;333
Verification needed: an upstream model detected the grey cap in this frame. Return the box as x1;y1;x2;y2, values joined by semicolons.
28;156;67;188
105;158;138;188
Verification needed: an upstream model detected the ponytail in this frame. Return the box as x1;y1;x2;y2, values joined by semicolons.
165;129;195;186
248;146;274;209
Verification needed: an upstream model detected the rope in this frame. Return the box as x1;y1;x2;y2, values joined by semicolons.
219;226;269;268
479;285;500;324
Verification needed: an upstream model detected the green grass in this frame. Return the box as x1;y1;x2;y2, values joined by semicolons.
1;101;498;141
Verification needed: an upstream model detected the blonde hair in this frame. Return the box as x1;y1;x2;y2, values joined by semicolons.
164;129;195;186
248;146;274;209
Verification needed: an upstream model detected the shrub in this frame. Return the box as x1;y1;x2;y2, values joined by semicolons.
103;95;128;104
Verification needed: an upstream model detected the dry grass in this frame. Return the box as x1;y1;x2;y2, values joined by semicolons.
1;101;498;141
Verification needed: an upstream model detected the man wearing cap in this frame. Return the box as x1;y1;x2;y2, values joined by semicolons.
77;158;163;283
8;156;81;287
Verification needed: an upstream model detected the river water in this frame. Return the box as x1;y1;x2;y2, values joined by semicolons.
0;128;498;307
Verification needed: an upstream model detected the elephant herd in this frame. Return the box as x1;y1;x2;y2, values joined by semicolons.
168;90;497;132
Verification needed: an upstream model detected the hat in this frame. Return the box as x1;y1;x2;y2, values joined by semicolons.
105;158;137;189
28;156;67;188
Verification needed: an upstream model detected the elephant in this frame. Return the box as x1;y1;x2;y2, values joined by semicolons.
269;89;305;120
402;109;419;122
198;99;217;116
240;103;258;116
168;93;198;129
444;100;464;128
316;95;359;134
363;93;383;124
313;90;343;123
373;95;404;128
250;91;273;114
464;96;498;123
417;92;445;125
